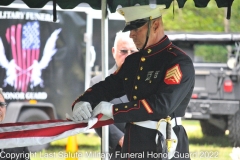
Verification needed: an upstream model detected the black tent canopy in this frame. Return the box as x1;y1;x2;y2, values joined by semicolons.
0;0;235;19
0;0;234;10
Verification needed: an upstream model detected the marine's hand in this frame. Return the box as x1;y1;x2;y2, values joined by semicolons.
72;101;92;121
92;101;113;119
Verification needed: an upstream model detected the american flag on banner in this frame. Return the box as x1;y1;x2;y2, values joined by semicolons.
5;21;40;92
0;114;113;149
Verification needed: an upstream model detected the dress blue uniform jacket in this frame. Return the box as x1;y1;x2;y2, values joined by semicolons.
90;64;128;160
74;35;195;160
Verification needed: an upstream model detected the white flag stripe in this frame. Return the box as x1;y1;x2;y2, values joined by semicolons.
0;123;93;148
0;119;90;133
0;115;114;149
0;117;98;148
0;118;98;138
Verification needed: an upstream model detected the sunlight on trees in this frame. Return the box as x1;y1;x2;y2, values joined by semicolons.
162;0;239;32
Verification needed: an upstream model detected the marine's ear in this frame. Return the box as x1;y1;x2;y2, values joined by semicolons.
152;18;160;31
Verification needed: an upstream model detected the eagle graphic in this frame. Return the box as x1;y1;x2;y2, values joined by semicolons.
0;23;61;92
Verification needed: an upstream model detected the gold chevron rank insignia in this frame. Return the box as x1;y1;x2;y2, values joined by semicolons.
164;64;182;84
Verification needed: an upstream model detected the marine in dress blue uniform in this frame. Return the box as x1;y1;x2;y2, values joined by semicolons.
71;5;195;160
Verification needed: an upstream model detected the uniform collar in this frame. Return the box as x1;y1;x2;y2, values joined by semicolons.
140;35;172;56
108;64;118;74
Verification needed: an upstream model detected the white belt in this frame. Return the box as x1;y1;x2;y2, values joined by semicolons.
132;117;182;130
132;117;181;159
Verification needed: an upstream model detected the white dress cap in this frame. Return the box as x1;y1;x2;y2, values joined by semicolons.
117;5;166;23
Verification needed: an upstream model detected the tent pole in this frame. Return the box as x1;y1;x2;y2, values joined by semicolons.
84;14;93;90
101;0;109;160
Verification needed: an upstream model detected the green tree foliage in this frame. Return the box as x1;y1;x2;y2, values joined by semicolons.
194;45;228;63
162;0;239;32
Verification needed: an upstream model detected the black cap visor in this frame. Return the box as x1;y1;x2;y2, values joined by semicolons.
122;18;149;32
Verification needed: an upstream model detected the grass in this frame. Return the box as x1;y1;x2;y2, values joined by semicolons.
30;120;234;160
183;120;232;160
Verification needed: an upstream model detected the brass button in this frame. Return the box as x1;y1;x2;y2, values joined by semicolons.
147;49;151;53
149;80;152;83
134;104;137;107
137;76;140;80
134;85;138;90
124;106;128;108
115;108;118;111
125;78;128;80
169;47;172;50
141;57;145;62
140;67;143;70
133;96;137;100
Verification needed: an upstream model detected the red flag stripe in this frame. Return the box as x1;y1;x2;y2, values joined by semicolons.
0;114;114;149
0;123;88;139
17;24;23;91
0;119;114;139
0;119;67;127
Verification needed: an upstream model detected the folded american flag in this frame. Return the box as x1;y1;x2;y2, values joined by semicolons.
0;114;113;149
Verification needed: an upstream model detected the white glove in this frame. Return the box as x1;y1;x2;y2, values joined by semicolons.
92;101;113;119
72;101;92;121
